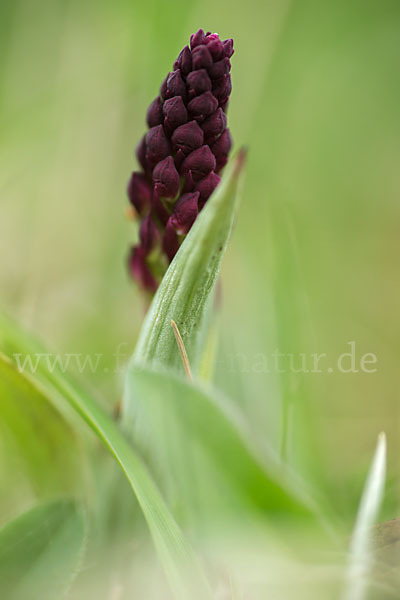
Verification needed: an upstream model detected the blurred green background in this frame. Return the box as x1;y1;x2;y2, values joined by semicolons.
1;0;399;515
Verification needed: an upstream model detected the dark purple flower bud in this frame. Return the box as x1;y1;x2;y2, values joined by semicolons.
163;96;188;133
188;91;218;121
222;38;234;58
212;74;232;102
220;99;229;112
145;125;170;167
211;128;232;172
209;57;231;79
166;69;186;99
135;136;147;171
163;220;180;261
182;169;195;193
146;96;163;128
186;69;212;96
160;76;168;100
204;34;224;60
139;214;160;253
128;246;158;292
181;145;216;181
190;28;205;49
194;171;221;206
204;33;219;43
170;192;199;234
127;172;152;215
171;120;204;155
174;45;192;76
173;149;186;171
191;45;213;70
201;108;227;141
152;187;170;226
152;156;180;198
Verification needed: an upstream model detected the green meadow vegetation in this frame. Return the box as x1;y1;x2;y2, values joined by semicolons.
1;1;399;598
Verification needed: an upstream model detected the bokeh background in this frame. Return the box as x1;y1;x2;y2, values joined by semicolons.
1;0;400;517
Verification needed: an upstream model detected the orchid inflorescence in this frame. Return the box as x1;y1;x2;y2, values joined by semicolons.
127;29;234;291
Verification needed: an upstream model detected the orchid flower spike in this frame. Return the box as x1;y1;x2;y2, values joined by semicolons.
127;29;234;291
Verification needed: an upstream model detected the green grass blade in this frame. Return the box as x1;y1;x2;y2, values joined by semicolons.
0;314;212;600
128;151;246;379
0;500;86;600
343;432;387;600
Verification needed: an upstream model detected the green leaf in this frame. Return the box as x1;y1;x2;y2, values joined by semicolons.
55;379;212;600
125;364;322;524
0;500;86;600
0;355;84;513
0;314;88;433
0;314;212;600
129;150;246;377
